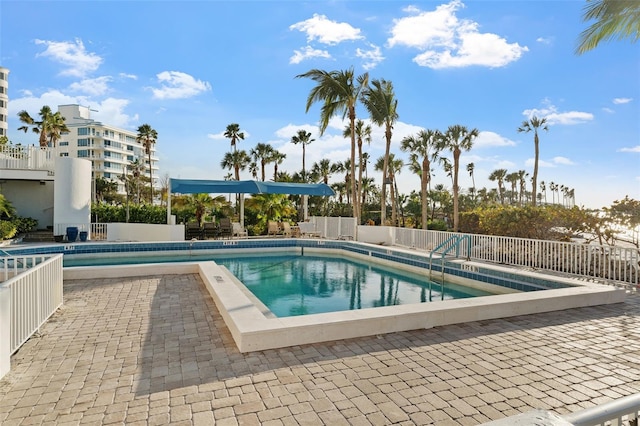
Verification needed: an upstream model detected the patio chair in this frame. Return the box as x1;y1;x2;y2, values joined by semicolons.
232;222;248;238
203;222;218;239
267;220;280;237
280;222;292;237
218;218;233;239
185;222;202;240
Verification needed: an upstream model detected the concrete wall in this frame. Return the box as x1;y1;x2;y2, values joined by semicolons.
0;180;54;228
106;223;185;242
54;157;91;233
356;225;395;245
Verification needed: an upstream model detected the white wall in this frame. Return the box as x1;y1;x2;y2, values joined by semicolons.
356;225;395;245
0;180;54;228
54;157;91;233
106;223;185;242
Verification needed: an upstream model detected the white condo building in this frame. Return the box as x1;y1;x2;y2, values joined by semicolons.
0;67;8;138
56;104;159;194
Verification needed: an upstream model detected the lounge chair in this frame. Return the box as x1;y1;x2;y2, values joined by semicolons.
203;222;218;239
185;222;202;240
298;221;321;238
280;222;292;237
218;218;233;239
232;222;248;238
267;220;280;236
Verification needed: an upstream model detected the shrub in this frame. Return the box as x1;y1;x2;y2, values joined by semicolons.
0;220;17;240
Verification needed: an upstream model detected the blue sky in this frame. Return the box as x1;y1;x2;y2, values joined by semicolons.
1;0;638;209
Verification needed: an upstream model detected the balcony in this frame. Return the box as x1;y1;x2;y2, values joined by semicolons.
0;145;56;179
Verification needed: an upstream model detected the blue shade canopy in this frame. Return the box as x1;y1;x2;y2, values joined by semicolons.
170;179;334;196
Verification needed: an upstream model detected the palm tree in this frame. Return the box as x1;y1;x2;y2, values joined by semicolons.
489;169;508;204
221;150;251;181
290;130;314;182
375;154;402;226
505;172;519;205
297;68;369;220
540;180;547;204
401;129;441;229
576;0;640;54
344;119;372;217
224;123;245;152
517;169;529;205
136;124;158;203
245;193;296;230
440;157;454;188
436;125;478;232
271;151;286;181
518;116;548;207
549;181;558;204
17;105;69;148
361;78;398;225
127;158;146;204
250;143;275;181
466;163;476;198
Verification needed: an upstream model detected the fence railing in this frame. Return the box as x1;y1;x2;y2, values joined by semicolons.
0;145;56;172
0;254;64;355
310;217;358;240
90;223;108;241
562;392;640;426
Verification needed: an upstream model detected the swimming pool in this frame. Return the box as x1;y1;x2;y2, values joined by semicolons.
11;239;627;351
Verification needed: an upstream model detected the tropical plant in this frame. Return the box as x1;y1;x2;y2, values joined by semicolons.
127;158;146;204
271;151;286;181
17;105;69;147
401;129;441;229
245;193;296;232
136;123;158;203
436;125;479;231
290;130;315;182
297;67;369;221
361;78;398;225
517;116;548;206
221;150;251;181
466;163;476;197
343;119;372;213
576;0;640;54
224;123;245;152
489;169;508;204
250;143;275;181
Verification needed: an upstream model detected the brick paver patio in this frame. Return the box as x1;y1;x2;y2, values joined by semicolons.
0;273;638;425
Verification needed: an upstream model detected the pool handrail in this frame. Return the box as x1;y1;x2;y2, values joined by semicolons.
428;234;472;299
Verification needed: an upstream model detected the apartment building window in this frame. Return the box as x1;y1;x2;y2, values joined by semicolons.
77;150;89;158
0;129;4;136
0;114;4;121
104;161;111;168
0;87;5;94
78;138;90;147
59;141;69;146
0;72;5;80
104;172;111;178
127;155;134;161
60;153;69;157
0;100;4;107
78;127;90;136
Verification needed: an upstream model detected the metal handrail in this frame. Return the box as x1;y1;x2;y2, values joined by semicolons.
562;392;640;426
428;235;471;300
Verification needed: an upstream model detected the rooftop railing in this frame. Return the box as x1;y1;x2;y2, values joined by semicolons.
0;145;56;172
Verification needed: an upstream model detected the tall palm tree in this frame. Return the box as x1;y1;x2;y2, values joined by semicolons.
311;159;333;184
518;116;548;207
400;129;441;229
517;169;529;205
343;119;372;218
436;125;478;232
361;78;398;225
271;151;286;181
136;123;158;203
221;150;251;181
540;180;547;204
549;181;558;204
250;143;275;181
224;123;244;152
17;105;68;148
576;0;640;54
127;158;146;204
297;68;369;220
375;154;402;226
290;130;314;182
505;172;519;205
466;163;476;198
489;168;508;204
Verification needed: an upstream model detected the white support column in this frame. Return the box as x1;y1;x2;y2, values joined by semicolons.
303;195;308;221
167;182;172;224
240;194;245;228
0;285;11;380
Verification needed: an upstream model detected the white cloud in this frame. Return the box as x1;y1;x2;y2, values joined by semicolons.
613;97;633;104
92;98;137;128
536;36;553;45
388;1;527;69
474;131;517;148
356;44;384;70
289;46;332;64
552;156;575;165
35;38;103;78
69;76;112;96
618;145;640;153
523;100;594;125
119;73;137;80
150;71;211;100
208;129;251;141
290;14;363;45
602;107;614;114
525;156;575;167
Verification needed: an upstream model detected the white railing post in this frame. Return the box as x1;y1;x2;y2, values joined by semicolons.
0;285;10;379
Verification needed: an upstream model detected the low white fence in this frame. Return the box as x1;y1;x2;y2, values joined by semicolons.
562;392;640;426
54;223;108;241
0;145;56;171
309;218;639;287
0;254;63;379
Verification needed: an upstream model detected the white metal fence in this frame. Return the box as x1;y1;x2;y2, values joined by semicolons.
0;254;64;355
309;218;639;287
53;223;108;241
0;145;56;171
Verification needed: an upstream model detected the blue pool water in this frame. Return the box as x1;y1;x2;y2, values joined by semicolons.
65;252;493;317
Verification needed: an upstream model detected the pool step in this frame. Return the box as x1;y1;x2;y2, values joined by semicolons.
23;230;55;243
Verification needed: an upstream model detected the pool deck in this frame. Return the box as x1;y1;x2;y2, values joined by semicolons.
0;273;638;425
